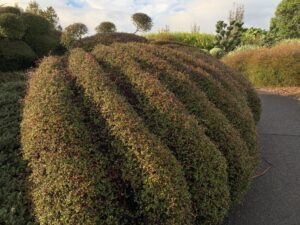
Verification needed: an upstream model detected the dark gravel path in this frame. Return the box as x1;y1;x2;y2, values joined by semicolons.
224;92;300;225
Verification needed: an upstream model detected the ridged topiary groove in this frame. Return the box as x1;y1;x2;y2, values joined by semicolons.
144;44;258;164
117;42;254;203
92;44;230;225
68;48;194;225
21;57;121;225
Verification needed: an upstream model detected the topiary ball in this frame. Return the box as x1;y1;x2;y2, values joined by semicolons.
210;47;225;58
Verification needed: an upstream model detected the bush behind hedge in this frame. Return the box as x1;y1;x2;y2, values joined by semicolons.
223;43;300;87
0;40;37;71
0;13;25;39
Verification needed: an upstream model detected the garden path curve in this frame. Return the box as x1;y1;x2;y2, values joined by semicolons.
224;92;300;225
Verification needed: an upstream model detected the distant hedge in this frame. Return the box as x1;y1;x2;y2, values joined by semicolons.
0;40;37;71
76;32;148;51
223;43;300;87
146;32;216;50
20;43;260;225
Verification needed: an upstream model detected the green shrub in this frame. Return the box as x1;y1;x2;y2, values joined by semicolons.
92;44;230;225
0;13;25;39
0;6;22;15
21;57;121;225
24;33;60;57
22;13;51;35
210;47;225;58
146;32;216;50
68;48;194;224
223;42;300;87
0;71;36;225
0;40;37;71
76;32;148;51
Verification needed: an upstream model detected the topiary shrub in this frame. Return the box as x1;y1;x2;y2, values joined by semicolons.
210;47;225;58
76;32;148;51
0;13;25;39
223;42;300;87
21;43;260;225
0;40;37;71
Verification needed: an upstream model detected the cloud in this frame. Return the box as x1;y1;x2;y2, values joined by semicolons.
66;0;85;8
4;0;281;34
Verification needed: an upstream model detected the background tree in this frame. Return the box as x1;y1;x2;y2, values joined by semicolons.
132;12;153;33
26;1;40;15
270;0;300;39
215;20;245;52
241;27;268;46
40;6;59;28
95;21;116;33
229;2;245;23
61;23;88;49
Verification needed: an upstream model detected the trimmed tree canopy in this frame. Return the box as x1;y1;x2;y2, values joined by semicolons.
132;12;153;33
96;21;117;33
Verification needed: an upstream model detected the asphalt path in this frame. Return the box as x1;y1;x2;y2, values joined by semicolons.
224;92;300;225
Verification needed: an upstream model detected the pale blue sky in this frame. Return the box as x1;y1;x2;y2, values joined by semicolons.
5;0;281;34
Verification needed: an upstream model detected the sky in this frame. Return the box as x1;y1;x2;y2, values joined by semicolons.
4;0;282;34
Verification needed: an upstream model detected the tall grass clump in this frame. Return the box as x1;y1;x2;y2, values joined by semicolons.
223;43;300;87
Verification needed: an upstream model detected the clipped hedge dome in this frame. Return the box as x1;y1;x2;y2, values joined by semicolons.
22;43;260;225
0;13;25;39
0;40;37;71
76;32;148;51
